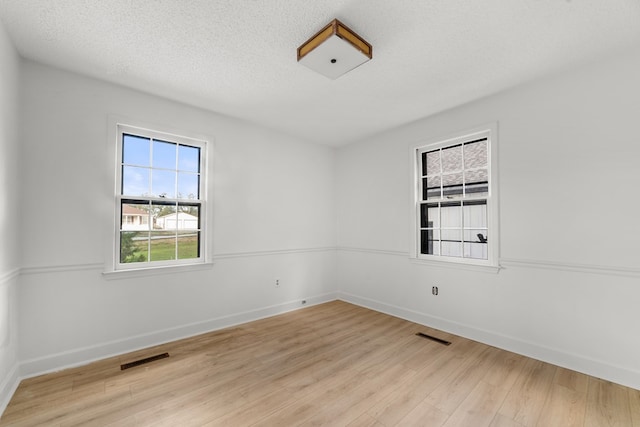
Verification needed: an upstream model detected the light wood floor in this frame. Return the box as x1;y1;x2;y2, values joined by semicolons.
2;301;638;426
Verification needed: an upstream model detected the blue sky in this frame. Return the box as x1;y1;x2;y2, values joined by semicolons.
122;134;200;198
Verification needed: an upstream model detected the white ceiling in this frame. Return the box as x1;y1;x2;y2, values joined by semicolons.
1;1;639;146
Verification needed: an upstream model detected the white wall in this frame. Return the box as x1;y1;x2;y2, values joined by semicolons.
0;19;21;412
336;48;640;390
17;61;337;375
4;29;640;411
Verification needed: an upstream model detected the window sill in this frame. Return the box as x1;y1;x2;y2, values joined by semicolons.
410;257;501;274
102;261;214;280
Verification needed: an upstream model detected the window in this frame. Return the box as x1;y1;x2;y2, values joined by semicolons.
411;125;498;268
114;124;208;270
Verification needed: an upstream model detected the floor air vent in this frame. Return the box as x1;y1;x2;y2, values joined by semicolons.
120;353;170;370
416;332;451;346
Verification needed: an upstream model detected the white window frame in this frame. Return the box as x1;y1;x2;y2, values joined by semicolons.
104;118;213;277
409;123;500;272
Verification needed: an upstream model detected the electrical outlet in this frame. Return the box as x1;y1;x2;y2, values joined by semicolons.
432;286;438;296
275;279;280;287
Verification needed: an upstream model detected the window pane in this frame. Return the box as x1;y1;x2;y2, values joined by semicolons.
123;134;150;166
423;176;441;200
464;229;488;244
442;173;463;186
464;242;487;259
441;144;462;173
465;168;488;196
153;203;177;230
416;133;491;263
440;203;461;227
177;204;199;230
120;231;148;263
464;230;488;259
464;140;487;169
150;232;176;261
441;241;462;257
178;231;199;259
153;140;176;170
424;150;440;176
421;203;440;228
441;229;462;242
420;203;428;228
122;166;150;196
121;203;150;231
178;145;200;173
463;201;487;228
178;172;199;199
117;125;206;270
442;173;463;197
465;168;488;184
157;207;199;231
420;230;439;255
151;170;176;198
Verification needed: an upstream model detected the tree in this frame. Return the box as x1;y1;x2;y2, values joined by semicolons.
120;233;146;263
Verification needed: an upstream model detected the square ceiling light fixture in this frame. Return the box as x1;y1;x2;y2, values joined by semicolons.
297;19;372;79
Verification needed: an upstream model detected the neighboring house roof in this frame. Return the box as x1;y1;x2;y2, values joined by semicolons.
157;212;197;220
122;205;148;216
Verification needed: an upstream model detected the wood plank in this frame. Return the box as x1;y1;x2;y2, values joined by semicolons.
346;413;385;427
396;400;449;426
366;343;480;426
489;413;525;427
537;383;586;427
442;381;505;427
441;351;527;427
423;345;502;414
554;366;590;393
497;358;556;426
301;362;416;425
1;300;638;426
627;388;640;427
202;388;294;426
630;387;640;427
584;377;632;427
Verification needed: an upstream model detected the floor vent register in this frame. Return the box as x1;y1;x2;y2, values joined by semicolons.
120;353;170;370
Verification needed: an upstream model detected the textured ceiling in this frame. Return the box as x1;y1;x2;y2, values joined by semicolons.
1;1;639;146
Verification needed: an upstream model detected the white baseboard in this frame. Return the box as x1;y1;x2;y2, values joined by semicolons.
20;292;338;379
12;288;639;413
338;292;640;391
0;363;20;417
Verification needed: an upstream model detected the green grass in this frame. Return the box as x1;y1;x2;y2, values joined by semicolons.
127;235;198;263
